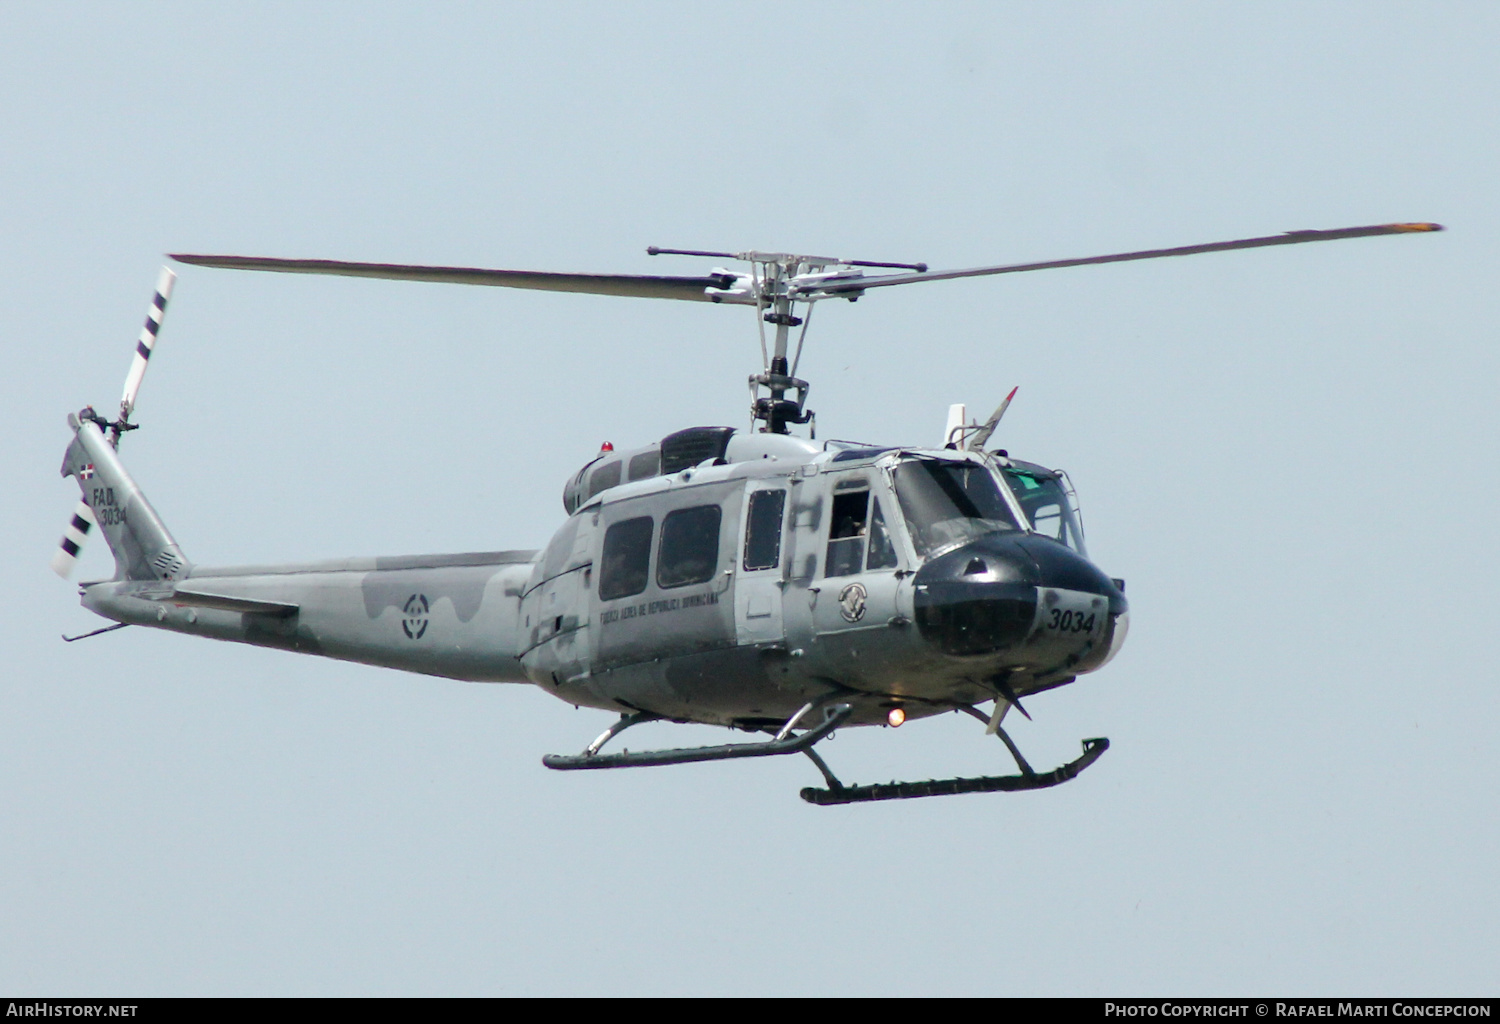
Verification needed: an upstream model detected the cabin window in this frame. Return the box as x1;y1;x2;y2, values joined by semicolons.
866;498;899;570
587;459;622;500
825;489;870;578
599;516;653;600
628;451;660;482
657;504;722;589
743;490;785;571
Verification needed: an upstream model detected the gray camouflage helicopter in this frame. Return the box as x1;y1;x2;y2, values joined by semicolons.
53;222;1440;804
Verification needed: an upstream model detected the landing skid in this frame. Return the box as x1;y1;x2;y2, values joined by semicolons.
542;699;1107;806
542;702;853;771
799;736;1108;805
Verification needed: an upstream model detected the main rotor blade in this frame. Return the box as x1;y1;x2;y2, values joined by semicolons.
170;254;735;302
805;222;1444;296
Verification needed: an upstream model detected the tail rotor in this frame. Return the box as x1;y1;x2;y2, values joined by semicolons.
51;266;177;579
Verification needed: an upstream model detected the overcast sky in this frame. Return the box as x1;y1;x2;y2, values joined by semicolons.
2;2;1496;996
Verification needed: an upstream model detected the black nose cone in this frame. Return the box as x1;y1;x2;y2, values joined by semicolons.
912;533;1126;657
1011;535;1127;616
912;534;1038;657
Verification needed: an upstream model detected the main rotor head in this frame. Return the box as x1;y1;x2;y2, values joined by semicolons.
644;246;932;436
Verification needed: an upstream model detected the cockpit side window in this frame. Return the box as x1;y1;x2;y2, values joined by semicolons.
1030;501;1066;539
825;489;870;578
893;459;1019;559
866;498;899;570
1002;467;1087;555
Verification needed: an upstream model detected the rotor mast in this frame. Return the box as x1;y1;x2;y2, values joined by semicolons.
750;255;814;435
649;247;928;435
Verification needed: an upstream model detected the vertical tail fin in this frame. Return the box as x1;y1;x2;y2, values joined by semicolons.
60;413;190;581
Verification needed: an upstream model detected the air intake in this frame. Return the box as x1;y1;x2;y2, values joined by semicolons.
659;426;735;474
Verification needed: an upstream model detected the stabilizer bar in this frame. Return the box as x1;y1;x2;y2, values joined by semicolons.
543;703;853;771
800;736;1108;805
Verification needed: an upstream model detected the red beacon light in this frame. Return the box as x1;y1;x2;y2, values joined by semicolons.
600;442;614;453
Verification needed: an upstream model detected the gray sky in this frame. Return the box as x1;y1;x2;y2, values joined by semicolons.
3;2;1496;996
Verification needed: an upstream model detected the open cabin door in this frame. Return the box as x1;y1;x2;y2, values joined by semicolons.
734;483;788;646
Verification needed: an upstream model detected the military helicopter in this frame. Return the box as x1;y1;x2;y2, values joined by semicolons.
52;222;1440;804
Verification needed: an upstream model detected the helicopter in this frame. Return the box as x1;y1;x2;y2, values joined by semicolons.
52;221;1441;804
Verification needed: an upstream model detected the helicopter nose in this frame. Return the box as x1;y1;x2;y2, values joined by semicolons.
912;533;1127;659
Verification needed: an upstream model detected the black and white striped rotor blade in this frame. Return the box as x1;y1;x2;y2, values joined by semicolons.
120;266;176;422
50;500;98;579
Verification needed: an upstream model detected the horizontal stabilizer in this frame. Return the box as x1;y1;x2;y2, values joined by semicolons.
160;588;299;618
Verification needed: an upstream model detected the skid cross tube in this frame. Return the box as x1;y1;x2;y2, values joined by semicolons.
584;710;661;756
957;702;1035;775
543;704;853;771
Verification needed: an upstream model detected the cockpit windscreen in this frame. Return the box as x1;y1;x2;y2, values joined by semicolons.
892;458;1020;559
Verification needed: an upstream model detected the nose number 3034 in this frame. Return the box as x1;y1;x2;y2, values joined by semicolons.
1048;608;1097;634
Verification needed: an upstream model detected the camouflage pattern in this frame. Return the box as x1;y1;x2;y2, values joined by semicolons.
61;413;1130;730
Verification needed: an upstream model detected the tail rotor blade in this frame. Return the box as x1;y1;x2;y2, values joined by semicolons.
120;267;176;423
50;500;98;579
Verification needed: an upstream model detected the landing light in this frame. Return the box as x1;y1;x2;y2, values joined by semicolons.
887;707;906;728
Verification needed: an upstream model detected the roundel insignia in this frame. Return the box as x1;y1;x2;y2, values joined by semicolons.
402;593;430;639
838;582;867;623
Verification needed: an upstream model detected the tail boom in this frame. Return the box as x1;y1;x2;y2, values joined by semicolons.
59;409;534;683
78;554;535;683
